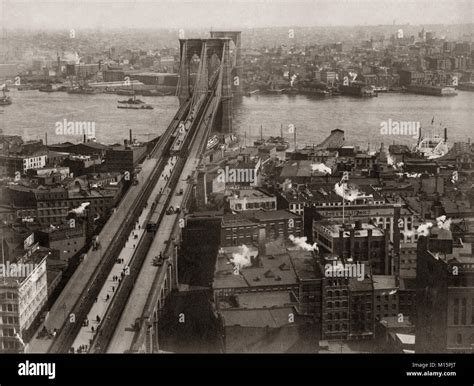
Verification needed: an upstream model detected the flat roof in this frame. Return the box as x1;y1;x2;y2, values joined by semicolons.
220;307;294;328
373;275;397;290
214;247;299;290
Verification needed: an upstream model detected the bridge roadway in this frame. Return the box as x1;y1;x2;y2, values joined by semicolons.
107;87;218;353
26;101;190;353
71;157;177;353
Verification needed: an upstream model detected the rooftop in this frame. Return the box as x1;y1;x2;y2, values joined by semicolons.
373;275;397;291
214;245;301;290
220;307;295;328
315;220;384;238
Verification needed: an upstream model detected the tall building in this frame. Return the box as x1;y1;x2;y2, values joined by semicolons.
0;244;49;353
415;228;474;352
314;220;390;275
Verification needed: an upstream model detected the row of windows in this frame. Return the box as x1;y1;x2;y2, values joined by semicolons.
327;323;348;332
327;301;349;308
0;316;19;325
0;304;18;312
453;298;474;325
1;339;20;350
234;201;276;210
0;292;17;300
0;328;16;337
327;290;348;297
327;312;348;320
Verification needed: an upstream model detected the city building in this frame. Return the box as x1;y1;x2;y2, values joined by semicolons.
0;244;49;353
220;210;302;247
313;220;390;275
416;228;474;353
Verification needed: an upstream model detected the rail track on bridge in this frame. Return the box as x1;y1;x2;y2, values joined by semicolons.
48;101;191;353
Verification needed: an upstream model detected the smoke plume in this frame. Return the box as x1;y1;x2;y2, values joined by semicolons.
289;235;318;251
230;245;253;270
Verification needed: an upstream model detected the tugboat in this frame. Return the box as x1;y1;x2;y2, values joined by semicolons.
117;95;145;104
0;85;12;105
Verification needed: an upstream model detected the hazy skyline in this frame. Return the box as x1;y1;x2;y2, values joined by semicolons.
1;0;472;31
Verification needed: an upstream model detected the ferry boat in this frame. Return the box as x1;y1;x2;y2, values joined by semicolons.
339;82;376;97
206;135;219;150
68;86;97;94
117;104;153;110
414;127;449;159
405;85;457;97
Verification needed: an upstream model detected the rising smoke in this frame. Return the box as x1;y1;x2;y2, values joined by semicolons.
289;235;318;251
311;163;332;174
69;202;90;215
230;245;253;270
334;182;361;202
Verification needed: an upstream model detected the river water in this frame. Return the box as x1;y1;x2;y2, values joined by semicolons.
1;89;472;149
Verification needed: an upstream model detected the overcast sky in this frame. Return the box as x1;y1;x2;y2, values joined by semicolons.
1;0;472;30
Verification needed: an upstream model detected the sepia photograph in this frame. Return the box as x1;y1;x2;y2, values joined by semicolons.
0;0;473;384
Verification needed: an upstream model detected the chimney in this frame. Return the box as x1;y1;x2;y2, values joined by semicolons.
367;228;372;267
444;127;447;142
393;204;401;275
258;225;266;256
339;229;345;259
349;228;355;260
45;132;48;146
129;129;133;143
83;134;86;143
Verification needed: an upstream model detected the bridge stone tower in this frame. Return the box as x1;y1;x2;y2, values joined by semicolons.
177;32;241;134
209;31;243;96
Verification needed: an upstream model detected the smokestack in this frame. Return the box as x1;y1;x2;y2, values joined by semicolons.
339;229;345;259
444;127;447;142
258;225;266;256
349;228;355;260
367;228;372;264
129;129;133;143
393;204;401;275
45;132;48;146
83;134;86;143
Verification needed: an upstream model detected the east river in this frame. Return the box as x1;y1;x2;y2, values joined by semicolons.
1;89;472;149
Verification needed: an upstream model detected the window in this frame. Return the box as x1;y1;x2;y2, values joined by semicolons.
454;298;459;325
461;298;467;325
